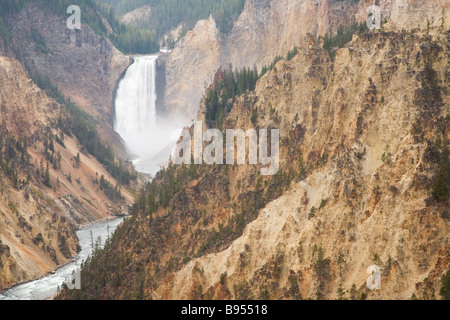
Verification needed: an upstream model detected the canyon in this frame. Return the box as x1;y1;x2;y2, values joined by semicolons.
0;3;136;292
0;55;133;290
159;0;450;122
61;26;449;303
0;0;448;300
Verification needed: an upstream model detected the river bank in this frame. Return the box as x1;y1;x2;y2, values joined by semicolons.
0;217;125;300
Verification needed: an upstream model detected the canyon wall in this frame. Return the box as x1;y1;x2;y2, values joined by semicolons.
0;3;145;292
4;3;131;158
62;26;449;300
160;0;450;120
157;16;222;122
155;29;449;300
0;53;134;291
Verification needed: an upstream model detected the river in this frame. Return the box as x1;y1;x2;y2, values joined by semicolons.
0;217;124;300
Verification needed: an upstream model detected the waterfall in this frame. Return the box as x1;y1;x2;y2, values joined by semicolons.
114;55;183;176
115;56;157;156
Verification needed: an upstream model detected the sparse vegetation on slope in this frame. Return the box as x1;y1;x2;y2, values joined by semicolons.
1;0;159;54
98;0;246;36
24;64;137;186
323;19;368;59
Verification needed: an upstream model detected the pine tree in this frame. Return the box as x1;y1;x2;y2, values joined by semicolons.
75;152;81;168
44;161;51;187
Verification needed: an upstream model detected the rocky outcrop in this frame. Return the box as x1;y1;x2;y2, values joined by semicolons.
160;0;450;121
120;5;152;26
0;57;57;135
376;0;449;31
158;15;222;121
5;3;131;158
228;0;450;70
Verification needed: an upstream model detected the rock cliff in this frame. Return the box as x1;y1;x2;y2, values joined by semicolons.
120;5;152;26
4;3;131;158
158;16;222;121
60;26;449;300
160;0;450;121
156;29;449;300
0;55;133;291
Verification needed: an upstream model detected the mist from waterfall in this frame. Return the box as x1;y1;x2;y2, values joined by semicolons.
114;55;183;176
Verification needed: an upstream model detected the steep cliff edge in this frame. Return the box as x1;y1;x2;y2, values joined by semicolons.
3;3;131;158
158;16;222;121
158;30;449;300
60;27;449;300
0;55;133;291
227;0;450;70
160;0;450;121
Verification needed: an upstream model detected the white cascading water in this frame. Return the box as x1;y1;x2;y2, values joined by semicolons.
115;55;183;176
115;55;157;155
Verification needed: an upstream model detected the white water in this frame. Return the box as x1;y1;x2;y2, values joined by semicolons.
115;55;183;176
0;218;123;300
